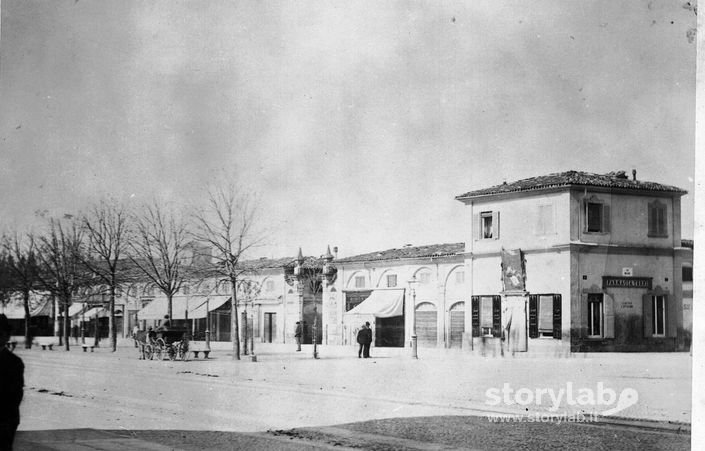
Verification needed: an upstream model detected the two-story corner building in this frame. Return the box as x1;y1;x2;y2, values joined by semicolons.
323;243;467;349
455;170;690;354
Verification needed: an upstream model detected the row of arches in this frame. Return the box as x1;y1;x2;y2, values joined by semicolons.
344;265;466;292
415;300;465;348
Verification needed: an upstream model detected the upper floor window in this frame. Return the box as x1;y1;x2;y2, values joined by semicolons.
181;284;190;296
648;201;668;237
386;274;397;288
354;276;366;288
265;280;275;292
584;197;610;234
418;272;431;284
536;204;555;235
455;271;465;284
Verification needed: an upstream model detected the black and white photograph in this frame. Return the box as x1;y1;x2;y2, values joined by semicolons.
0;1;699;450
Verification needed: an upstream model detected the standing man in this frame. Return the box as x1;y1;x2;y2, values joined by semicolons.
356;323;367;358
0;314;24;451
362;321;373;358
294;321;302;351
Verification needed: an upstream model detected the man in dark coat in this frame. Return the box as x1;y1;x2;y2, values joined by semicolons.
0;314;24;451
362;321;373;358
356;323;367;358
294;321;302;351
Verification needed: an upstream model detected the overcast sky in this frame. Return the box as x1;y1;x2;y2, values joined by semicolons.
0;0;696;258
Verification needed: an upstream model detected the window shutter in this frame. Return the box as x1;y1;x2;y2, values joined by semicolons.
528;295;539;338
666;295;675;338
583;200;588;233
471;296;480;337
602;205;611;233
473;213;481;241
603;294;615;338
643;294;653;338
552;294;562;339
581;294;589;337
492;295;502;337
492;211;500;240
648;203;655;235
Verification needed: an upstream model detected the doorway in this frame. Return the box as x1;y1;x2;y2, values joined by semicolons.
264;312;276;343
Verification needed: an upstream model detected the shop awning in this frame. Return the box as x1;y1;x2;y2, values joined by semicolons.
0;296;53;319
137;297;204;321
346;289;405;318
68;304;85;317
188;296;231;319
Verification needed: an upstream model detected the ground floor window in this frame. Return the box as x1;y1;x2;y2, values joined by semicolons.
587;294;603;338
471;295;501;337
529;294;561;339
652;295;666;337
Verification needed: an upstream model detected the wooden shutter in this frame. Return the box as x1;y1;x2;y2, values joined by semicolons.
643;294;653;338
603;294;615;338
648;203;655;235
492;211;500;240
471;296;480;337
581;294;588;337
528;295;539;338
552;294;562;339
602;205;611;233
492;295;502;337
473;213;481;241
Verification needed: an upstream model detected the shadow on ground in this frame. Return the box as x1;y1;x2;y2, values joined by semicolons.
16;415;691;451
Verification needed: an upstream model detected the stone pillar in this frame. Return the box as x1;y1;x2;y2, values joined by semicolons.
503;293;528;352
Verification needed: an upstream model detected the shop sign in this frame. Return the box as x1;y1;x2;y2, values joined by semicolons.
602;276;652;290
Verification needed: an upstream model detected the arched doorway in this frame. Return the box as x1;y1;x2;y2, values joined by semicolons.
449;301;465;348
416;302;437;347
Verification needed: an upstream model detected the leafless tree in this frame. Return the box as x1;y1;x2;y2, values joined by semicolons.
192;183;266;360
129;201;190;324
81;198;133;352
34;217;87;351
1;232;39;348
237;278;261;355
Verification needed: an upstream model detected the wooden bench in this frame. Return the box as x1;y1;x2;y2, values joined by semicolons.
34;337;59;350
190;341;210;359
81;344;95;352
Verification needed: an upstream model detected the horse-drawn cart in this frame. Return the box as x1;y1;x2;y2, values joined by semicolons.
135;328;191;361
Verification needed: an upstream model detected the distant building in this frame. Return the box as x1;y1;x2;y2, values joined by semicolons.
456;170;691;353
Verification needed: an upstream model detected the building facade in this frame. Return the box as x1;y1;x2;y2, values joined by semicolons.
456;170;691;353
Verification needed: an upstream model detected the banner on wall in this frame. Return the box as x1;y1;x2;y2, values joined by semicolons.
501;248;526;292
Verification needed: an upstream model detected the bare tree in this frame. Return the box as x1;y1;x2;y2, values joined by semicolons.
237;278;261;355
192;183;266;360
81;198;132;352
2;232;39;348
34;217;87;351
129;201;189;324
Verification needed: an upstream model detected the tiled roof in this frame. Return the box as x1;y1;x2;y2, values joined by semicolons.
456;170;687;200
335;242;465;264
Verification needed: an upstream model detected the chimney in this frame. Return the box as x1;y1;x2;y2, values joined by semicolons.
632;169;637;181
333;246;338;259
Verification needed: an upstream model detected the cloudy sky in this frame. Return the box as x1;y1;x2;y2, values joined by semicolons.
0;0;696;258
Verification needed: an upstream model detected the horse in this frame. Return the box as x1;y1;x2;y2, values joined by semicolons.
133;329;156;360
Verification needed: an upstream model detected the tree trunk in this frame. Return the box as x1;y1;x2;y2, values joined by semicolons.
63;295;70;351
23;290;31;349
231;277;240;360
109;285;117;352
167;293;173;325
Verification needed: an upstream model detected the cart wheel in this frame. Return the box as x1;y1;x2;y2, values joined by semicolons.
167;345;177;361
144;344;154;360
154;346;163;360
